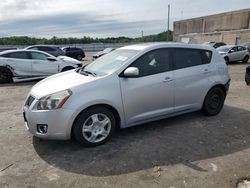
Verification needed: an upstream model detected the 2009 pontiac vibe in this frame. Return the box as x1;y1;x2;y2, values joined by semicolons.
23;43;230;146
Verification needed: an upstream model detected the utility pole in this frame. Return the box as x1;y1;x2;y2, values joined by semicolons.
167;4;170;41
141;30;144;38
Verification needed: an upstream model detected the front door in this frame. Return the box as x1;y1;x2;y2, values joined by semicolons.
119;48;174;125
30;52;59;76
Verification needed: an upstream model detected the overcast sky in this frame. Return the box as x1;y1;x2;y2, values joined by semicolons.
0;0;250;38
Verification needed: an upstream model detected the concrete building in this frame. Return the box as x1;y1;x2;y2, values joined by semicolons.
174;8;250;45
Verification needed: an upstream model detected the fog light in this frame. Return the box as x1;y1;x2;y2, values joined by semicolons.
37;124;48;134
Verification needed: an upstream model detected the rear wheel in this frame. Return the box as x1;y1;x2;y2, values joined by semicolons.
202;87;225;116
76;55;83;61
61;66;74;72
73;107;116;146
0;67;13;83
243;55;249;63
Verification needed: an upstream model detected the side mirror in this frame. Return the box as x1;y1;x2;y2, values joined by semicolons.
47;57;57;61
123;67;139;77
229;50;235;53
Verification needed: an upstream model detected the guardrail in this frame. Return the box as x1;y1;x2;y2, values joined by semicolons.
0;43;138;52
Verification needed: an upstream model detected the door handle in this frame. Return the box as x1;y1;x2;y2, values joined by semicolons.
163;77;173;83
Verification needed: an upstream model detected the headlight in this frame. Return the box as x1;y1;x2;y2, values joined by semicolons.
37;90;72;110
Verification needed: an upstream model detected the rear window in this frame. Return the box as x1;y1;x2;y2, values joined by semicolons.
172;48;212;70
38;46;56;51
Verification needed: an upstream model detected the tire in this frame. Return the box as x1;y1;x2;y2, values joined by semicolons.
243;55;249;63
0;67;13;83
61;66;74;72
76;55;83;61
73;107;116;146
202;87;225;116
224;56;229;64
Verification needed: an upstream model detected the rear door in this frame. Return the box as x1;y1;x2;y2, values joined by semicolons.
237;46;247;60
30;52;60;76
2;51;32;76
172;48;213;112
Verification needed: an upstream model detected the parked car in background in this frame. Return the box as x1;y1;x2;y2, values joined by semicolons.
216;45;249;64
0;50;82;83
203;42;227;49
25;45;65;57
23;42;230;146
62;47;85;61
241;42;250;52
93;48;114;60
246;65;250;85
0;47;18;52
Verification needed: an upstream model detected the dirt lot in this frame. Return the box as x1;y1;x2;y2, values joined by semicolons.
0;53;250;188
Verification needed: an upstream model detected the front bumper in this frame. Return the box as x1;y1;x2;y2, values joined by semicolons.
23;98;75;140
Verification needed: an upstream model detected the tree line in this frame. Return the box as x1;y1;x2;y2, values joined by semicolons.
0;31;173;45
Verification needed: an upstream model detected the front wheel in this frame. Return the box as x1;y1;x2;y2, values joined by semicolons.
224;56;229;64
202;87;225;116
73;107;116;146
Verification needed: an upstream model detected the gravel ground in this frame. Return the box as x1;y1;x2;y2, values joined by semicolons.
0;53;250;188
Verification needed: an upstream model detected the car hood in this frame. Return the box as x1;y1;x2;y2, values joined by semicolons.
58;56;81;65
31;70;99;98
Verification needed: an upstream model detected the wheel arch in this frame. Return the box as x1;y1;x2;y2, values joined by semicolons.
70;103;121;139
203;84;227;106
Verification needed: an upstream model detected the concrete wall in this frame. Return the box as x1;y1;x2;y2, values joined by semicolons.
175;29;250;45
174;8;250;44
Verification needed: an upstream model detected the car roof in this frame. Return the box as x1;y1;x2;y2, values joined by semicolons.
0;49;54;57
120;42;214;51
26;45;59;48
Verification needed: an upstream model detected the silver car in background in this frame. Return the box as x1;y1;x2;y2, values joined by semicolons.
0;50;82;83
23;43;230;146
217;45;249;64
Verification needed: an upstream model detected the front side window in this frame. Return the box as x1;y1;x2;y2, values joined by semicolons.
31;52;49;61
172;48;208;70
129;49;170;77
230;47;238;53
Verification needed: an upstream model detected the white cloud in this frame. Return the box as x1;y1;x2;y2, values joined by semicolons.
0;0;250;38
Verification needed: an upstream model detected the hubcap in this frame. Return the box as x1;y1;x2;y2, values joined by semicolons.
208;94;221;110
82;113;111;143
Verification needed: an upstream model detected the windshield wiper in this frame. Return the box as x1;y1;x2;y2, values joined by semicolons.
80;70;96;77
77;64;96;77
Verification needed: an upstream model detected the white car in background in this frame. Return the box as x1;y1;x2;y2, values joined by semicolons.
216;45;249;64
0;50;82;83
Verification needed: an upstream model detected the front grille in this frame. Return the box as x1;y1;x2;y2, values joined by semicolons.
25;95;35;107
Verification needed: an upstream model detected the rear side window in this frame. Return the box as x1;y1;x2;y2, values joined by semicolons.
7;52;30;59
172;48;212;70
237;46;246;51
38;46;56;52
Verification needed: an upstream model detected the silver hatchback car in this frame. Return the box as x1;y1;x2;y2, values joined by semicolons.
217;45;249;64
23;43;230;146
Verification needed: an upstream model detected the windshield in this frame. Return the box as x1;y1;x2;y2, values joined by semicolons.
217;46;230;52
84;49;139;76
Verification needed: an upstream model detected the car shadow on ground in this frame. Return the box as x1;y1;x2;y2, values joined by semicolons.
33;105;250;177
